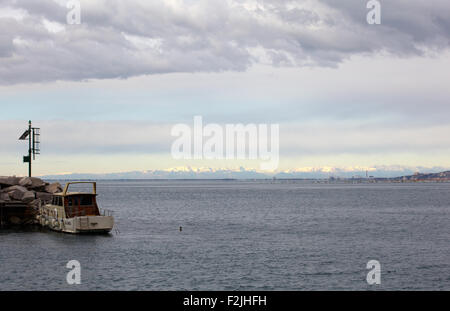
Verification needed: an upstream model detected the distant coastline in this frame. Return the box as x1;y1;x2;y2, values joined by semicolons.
36;170;450;183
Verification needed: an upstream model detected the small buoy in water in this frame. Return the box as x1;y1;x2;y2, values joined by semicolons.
179;226;182;232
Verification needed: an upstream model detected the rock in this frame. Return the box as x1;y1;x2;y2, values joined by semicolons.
17;177;46;189
22;191;36;203
45;182;63;194
0;177;58;218
0;192;10;201
28;199;43;209
18;177;33;187
8;189;26;200
28;177;46;189
0;176;21;187
36;192;53;202
30;198;41;205
5;185;28;200
2;185;28;194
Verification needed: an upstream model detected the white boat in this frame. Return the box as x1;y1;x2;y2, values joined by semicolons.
38;182;114;234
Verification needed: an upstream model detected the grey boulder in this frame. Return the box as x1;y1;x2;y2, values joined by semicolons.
22;191;36;203
36;192;53;202
21;177;46;189
0;192;10;201
45;182;63;194
2;185;28;194
4;185;28;200
0;176;21;187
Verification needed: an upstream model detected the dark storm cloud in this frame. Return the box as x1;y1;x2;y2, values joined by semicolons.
318;0;450;53
0;0;449;84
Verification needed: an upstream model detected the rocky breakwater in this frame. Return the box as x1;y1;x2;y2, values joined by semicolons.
0;176;62;226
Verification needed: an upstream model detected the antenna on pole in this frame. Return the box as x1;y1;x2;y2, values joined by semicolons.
19;120;40;177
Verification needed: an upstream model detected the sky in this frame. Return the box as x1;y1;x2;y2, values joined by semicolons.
1;0;450;178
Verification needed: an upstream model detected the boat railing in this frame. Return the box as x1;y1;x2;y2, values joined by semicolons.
66;208;113;217
99;208;114;217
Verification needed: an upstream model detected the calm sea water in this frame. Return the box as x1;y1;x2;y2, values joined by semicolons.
1;180;449;290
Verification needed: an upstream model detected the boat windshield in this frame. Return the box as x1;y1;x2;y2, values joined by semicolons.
64;195;99;217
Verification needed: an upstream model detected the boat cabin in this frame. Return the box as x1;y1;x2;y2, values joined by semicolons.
44;182;101;219
51;192;100;217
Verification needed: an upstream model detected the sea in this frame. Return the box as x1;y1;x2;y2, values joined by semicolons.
0;180;449;290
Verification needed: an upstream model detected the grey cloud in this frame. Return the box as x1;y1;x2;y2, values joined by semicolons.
0;0;449;84
0;120;173;155
318;0;450;52
2;119;450;158
0;26;14;57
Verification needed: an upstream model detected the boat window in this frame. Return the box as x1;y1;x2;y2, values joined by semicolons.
52;196;62;206
80;195;93;206
68;198;73;207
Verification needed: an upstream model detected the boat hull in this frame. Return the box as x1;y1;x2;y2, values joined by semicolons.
40;215;114;234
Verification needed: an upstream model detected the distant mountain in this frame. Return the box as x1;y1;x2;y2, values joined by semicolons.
40;168;269;180
38;166;450;180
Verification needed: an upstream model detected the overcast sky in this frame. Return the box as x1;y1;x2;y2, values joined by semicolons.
1;0;450;176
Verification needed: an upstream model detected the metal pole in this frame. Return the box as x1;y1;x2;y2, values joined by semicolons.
28;120;32;177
